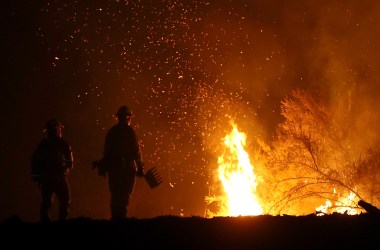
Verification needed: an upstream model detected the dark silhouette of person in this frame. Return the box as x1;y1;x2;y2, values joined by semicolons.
103;105;145;220
31;118;74;222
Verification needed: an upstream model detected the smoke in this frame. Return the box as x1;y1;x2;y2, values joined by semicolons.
293;0;380;153
2;0;380;220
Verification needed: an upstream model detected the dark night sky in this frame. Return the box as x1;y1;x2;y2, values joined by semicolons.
1;0;380;222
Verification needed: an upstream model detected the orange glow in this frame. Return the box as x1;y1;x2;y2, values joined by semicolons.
206;121;263;217
316;190;360;215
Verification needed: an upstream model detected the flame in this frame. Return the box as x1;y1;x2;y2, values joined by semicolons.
207;121;263;216
316;190;360;215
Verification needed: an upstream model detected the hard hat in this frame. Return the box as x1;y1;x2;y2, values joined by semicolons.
44;118;64;132
115;105;133;117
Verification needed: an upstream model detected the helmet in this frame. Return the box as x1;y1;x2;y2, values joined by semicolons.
115;105;133;118
44;118;64;132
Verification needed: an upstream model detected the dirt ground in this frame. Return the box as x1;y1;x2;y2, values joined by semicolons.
1;214;379;249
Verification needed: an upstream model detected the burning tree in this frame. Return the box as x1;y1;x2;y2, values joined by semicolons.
261;89;380;215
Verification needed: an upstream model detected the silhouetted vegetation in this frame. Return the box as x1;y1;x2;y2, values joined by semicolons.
259;89;380;215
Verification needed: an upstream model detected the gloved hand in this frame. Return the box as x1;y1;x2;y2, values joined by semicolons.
98;168;107;177
137;167;145;177
65;160;73;170
136;161;145;177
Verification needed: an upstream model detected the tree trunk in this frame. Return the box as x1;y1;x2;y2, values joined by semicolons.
358;200;380;215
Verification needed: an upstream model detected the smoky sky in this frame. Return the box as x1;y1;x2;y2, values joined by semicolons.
1;0;380;221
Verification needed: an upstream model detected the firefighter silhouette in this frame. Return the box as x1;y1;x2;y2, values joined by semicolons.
31;118;74;222
102;105;145;220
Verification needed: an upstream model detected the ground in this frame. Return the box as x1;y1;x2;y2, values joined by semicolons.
1;214;379;249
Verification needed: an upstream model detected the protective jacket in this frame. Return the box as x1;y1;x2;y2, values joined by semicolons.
103;122;143;172
31;137;73;182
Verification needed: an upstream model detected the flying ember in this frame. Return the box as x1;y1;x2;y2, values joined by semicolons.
207;121;263;217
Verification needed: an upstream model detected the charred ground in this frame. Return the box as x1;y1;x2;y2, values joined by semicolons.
1;214;379;249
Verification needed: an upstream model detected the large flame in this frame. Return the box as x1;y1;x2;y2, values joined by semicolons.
209;121;263;216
